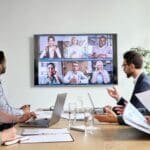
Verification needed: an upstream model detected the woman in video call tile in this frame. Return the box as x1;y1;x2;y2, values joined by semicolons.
64;37;84;58
91;61;110;84
40;35;61;59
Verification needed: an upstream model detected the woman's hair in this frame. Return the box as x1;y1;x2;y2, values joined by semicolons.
95;61;103;68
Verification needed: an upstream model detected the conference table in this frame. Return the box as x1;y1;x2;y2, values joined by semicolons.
1;119;150;150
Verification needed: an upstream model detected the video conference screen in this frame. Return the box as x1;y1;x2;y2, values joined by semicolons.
34;34;118;86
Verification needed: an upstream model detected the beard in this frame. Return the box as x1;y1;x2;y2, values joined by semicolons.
1;66;6;74
126;72;132;78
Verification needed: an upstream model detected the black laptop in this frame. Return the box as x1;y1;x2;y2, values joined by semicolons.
20;93;67;128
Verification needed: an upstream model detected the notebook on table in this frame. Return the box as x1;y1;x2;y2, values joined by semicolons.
20;93;67;128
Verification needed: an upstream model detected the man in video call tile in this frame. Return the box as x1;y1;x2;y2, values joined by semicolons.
92;36;112;58
63;61;88;84
39;63;63;84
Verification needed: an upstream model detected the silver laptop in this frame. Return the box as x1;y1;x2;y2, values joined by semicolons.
88;93;104;114
20;93;67;128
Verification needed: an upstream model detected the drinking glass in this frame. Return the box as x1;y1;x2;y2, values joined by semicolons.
76;96;84;113
84;107;94;136
68;102;77;128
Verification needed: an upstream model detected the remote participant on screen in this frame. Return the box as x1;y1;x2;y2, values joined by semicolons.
40;35;61;59
64;37;84;58
92;36;112;58
91;61;110;84
63;61;88;84
39;63;63;85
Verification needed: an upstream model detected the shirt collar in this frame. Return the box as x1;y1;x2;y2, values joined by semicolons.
133;72;142;85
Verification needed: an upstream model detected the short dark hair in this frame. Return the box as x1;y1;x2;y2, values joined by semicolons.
123;50;143;69
0;51;5;64
48;35;55;42
47;63;55;68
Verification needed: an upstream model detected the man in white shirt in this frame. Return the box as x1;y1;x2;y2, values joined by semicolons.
0;51;36;118
63;61;88;84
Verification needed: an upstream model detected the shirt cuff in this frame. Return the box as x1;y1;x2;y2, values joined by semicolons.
116;96;122;103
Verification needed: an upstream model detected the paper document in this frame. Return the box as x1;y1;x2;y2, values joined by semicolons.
21;128;73;143
22;128;69;135
20;134;73;143
135;90;150;111
123;102;150;134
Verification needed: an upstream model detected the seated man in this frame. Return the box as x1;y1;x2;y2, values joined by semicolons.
95;50;150;124
0;51;36;122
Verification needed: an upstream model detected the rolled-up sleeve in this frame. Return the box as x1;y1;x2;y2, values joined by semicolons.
0;84;23;116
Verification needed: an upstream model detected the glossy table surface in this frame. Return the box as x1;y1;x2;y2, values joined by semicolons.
1;119;150;150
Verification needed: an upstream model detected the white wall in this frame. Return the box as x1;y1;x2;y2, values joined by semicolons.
0;0;150;110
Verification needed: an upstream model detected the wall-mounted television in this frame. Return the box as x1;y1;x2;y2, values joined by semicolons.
34;34;118;86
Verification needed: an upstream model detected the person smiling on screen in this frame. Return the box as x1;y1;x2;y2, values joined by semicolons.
40;35;61;59
91;60;110;84
92;36;112;58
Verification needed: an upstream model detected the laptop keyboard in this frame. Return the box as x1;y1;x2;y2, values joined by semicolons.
25;118;50;127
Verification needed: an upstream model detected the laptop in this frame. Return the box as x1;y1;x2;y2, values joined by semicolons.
20;93;67;128
88;93;104;114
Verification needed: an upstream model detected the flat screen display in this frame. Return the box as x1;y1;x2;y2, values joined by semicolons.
34;34;118;86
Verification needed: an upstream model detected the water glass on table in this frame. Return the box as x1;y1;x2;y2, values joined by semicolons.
68;102;77;128
84;107;94;136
